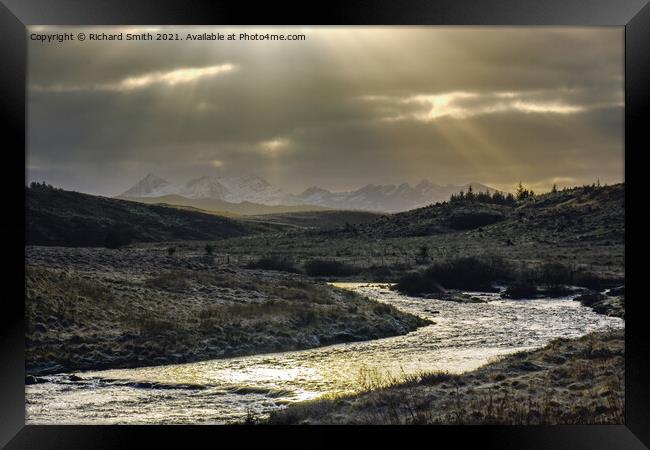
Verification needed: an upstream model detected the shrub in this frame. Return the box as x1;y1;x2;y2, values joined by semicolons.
419;371;456;385
574;292;606;307
303;259;360;277
502;280;539;299
395;256;512;295
363;265;393;279
538;262;573;286
425;257;511;290
541;285;575;298
205;244;215;255
167;247;176;256
572;271;620;291
394;272;445;296
246;256;301;273
417;246;429;261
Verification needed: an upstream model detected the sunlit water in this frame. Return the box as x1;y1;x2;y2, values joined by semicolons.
26;283;624;424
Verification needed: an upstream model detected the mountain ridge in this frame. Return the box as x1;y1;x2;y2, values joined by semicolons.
26;184;289;247
120;173;499;213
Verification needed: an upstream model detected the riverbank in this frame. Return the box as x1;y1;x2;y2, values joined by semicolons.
25;246;430;377
267;329;624;424
575;290;625;318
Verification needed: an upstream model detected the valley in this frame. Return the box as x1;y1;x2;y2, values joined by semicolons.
23;24;627;430
25;181;626;425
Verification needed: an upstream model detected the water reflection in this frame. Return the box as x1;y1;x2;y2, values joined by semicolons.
26;283;624;424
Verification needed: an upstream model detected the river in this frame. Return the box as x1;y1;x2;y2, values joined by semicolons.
25;283;624;424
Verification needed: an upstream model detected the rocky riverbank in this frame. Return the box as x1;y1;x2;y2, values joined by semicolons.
574;289;625;319
267;329;624;425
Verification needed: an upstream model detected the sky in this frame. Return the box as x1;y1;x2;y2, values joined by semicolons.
27;26;624;196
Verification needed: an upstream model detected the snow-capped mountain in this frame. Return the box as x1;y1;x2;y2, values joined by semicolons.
182;176;231;200
297;181;498;212
217;175;302;205
120;173;174;197
120;173;498;212
120;174;302;206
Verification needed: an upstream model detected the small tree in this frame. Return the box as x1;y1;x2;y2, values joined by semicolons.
466;185;475;201
204;244;215;256
418;245;429;261
516;182;531;201
516;182;525;199
167;247;176;256
476;190;490;202
551;184;558;193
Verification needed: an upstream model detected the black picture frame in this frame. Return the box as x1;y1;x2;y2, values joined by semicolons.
1;0;647;448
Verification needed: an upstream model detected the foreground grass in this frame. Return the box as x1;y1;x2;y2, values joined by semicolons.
267;330;624;425
25;253;430;375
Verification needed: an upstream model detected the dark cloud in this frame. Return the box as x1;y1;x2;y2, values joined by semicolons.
27;27;623;195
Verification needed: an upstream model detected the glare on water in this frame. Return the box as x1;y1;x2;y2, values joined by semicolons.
26;283;624;424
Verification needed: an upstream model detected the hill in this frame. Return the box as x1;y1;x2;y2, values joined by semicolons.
344;183;624;243
208;183;623;280
144;203;383;230
116;194;331;216
26;184;287;247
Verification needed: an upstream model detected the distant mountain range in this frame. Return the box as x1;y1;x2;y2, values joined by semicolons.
120;173;301;205
119;173;498;213
297;180;498;212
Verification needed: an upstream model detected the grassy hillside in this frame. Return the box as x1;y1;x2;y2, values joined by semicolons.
117;194;331;216
26;184;287;247
351;202;511;237
347;183;624;240
208;184;624;280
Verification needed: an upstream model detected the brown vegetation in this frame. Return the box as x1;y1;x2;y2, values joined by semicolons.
268;330;624;425
25;248;430;375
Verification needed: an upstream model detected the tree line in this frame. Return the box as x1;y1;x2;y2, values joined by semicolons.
449;185;517;205
449;180;606;206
